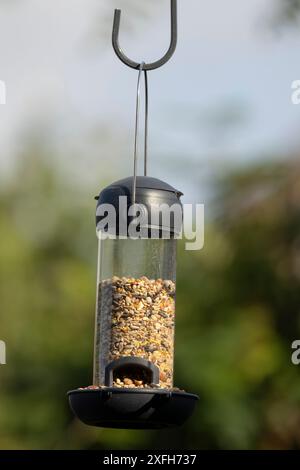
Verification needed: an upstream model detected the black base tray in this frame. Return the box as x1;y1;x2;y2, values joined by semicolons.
68;388;199;429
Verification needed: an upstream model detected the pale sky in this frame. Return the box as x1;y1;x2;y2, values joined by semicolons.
0;0;300;202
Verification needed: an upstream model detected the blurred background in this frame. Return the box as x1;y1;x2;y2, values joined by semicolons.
1;0;300;449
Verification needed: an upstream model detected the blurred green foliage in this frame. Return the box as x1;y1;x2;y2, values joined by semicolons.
1;146;300;449
275;0;300;25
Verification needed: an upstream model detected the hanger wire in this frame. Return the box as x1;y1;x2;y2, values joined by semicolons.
132;62;149;205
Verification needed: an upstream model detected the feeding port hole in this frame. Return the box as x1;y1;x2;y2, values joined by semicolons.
105;357;159;388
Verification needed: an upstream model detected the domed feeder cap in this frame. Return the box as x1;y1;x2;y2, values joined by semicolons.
95;176;183;237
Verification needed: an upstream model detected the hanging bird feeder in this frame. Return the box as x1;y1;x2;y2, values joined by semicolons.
68;0;198;429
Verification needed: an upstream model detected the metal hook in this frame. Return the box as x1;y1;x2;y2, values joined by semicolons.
112;0;177;71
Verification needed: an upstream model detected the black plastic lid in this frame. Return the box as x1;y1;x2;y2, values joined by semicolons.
95;176;183;237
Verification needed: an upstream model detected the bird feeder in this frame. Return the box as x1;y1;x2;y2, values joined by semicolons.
68;0;198;429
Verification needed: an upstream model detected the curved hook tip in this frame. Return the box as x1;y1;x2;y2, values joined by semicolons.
113;9;121;38
113;9;121;24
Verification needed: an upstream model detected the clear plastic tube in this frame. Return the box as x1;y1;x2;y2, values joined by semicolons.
93;235;176;389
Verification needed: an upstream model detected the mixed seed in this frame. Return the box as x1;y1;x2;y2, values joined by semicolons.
93;276;176;389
